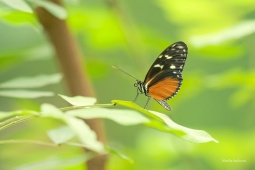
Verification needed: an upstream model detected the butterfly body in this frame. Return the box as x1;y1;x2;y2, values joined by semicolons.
134;41;188;110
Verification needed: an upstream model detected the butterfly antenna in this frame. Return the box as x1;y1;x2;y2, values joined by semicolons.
112;66;138;80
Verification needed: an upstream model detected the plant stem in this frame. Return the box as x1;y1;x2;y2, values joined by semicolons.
0;139;56;147
60;103;115;111
0;115;33;131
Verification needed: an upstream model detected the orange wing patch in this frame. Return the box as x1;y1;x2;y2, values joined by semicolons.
148;78;179;100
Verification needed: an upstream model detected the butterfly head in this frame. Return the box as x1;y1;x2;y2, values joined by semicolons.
134;80;146;94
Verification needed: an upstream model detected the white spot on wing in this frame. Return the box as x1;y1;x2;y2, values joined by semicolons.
177;45;184;49
170;65;176;69
158;55;163;58
154;64;163;69
165;55;172;59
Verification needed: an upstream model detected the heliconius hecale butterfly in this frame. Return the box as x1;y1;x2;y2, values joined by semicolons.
114;41;188;110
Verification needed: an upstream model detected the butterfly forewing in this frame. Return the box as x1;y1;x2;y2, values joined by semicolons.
144;41;188;104
144;41;187;83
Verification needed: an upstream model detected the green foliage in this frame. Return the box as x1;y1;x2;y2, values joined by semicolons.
0;73;62;98
59;94;97;106
0;89;54;98
13;155;88;170
0;95;217;166
41;103;105;153
66;108;150;126
112;100;217;143
0;0;67;19
47;126;76;145
0;0;255;169
190;20;255;47
0;0;33;13
0;73;62;88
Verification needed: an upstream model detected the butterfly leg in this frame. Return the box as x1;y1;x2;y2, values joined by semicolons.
133;89;140;102
144;96;151;109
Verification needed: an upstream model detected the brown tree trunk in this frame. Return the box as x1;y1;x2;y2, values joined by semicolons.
35;1;107;169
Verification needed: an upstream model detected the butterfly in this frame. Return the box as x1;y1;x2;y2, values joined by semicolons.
114;41;188;110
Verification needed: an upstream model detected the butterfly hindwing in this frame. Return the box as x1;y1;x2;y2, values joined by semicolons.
156;100;171;110
144;41;188;104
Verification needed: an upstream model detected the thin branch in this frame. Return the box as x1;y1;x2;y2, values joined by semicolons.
0;139;57;147
60;103;115;111
0;115;34;131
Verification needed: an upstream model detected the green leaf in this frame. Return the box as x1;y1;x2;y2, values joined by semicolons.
47;126;76;144
190;20;255;47
0;0;33;13
112;100;219;143
149;110;218;143
40;104;104;153
145;119;185;136
0;90;54;98
14;155;88;170
58;94;97;106
66;108;150;126
64;116;104;153
0;73;62;88
112;100;164;121
34;0;67;20
106;146;133;163
0;9;36;25
40;103;65;119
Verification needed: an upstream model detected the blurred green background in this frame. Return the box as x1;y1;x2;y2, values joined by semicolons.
0;0;255;169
